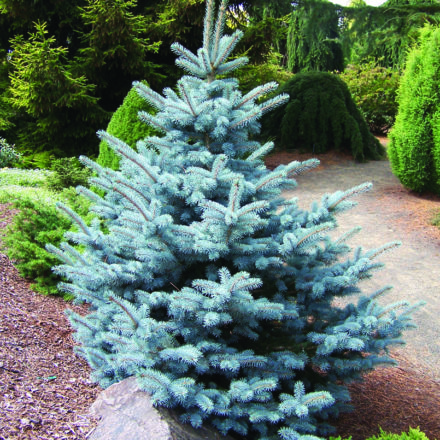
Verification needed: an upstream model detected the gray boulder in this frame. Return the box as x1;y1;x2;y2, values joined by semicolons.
89;377;235;440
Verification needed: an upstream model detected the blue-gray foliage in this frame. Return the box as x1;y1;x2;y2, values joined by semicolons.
49;1;422;438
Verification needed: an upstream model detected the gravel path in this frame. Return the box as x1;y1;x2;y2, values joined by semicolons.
275;151;440;381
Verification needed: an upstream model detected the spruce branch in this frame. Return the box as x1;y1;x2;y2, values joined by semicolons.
178;82;197;116
327;182;372;211
133;81;165;110
138;111;170;134
56;202;91;236
259;94;290;115
246;142;274;162
115;179;152;204
213;31;244;69
109;295;139;329
237;83;279;109
170;43;200;71
203;0;215;52
46;243;75;266
365;241;401;260
112;186;152;223
211;0;228;61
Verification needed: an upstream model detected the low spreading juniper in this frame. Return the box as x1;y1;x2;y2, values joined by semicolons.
49;1;422;439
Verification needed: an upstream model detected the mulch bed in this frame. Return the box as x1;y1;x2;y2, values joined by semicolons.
0;204;98;440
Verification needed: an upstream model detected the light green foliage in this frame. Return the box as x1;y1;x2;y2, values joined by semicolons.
46;157;92;191
97;85;157;170
0;168;52;189
0;166;92;296
339;61;400;134
331;427;430;440
287;0;344;73
261;71;384;161
388;25;440;193
1;187;91;297
0;137;21;167
7;22;107;161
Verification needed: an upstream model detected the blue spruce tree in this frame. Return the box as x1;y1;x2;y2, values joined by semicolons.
48;1;422;438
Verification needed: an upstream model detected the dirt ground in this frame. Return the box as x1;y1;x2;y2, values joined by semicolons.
1;144;440;439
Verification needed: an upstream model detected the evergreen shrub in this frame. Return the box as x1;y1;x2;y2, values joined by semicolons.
50;1;421;439
3;189;91;296
388;25;440;194
261;72;385;161
46;157;91;191
97;84;157;170
339;61;400;134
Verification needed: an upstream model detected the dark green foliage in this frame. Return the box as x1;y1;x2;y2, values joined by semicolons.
388;25;440;193
0;48;14;133
77;0;161;111
2;188;91;296
339;61;400;134
46;157;92;191
287;0;344;73
342;1;440;69
0;137;20;167
261;71;384;161
7;22;108;164
97;85;157;170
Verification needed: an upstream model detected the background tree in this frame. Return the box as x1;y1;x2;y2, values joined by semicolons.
342;0;440;69
287;0;344;73
77;0;162;111
7;22;107;166
339;60;400;134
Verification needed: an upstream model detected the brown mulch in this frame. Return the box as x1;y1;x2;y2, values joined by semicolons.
0;205;98;440
1;144;440;439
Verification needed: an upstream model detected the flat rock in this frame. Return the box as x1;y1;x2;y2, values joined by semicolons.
89;377;234;440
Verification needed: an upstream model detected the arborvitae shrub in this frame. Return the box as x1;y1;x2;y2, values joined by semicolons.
97;84;157;170
388;25;440;194
50;1;421;439
261;72;385;162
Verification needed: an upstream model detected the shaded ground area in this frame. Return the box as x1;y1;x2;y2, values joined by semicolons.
1;146;440;439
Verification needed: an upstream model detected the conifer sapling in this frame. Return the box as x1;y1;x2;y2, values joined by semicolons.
49;1;422;439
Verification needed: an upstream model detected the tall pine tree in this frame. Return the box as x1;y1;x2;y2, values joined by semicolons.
49;1;422;438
